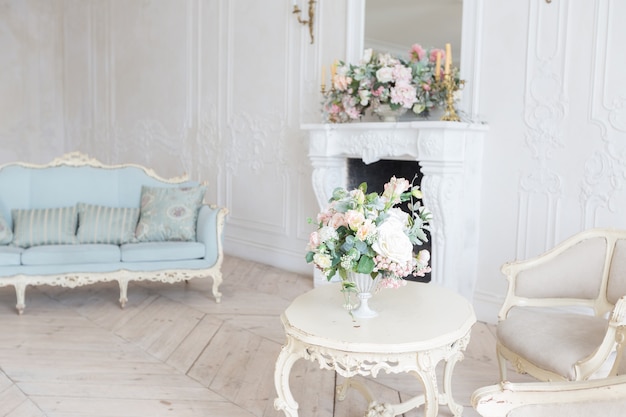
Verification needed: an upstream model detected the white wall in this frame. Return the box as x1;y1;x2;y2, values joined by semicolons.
2;0;625;323
472;0;626;321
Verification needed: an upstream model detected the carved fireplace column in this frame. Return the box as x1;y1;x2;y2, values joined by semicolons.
302;121;488;302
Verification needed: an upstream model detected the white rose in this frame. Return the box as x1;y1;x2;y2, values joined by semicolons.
313;253;332;270
361;48;373;64
386;208;409;227
376;67;394;83
358;89;371;106
372;219;413;264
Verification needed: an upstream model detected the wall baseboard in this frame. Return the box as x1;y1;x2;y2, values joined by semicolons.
224;240;313;277
472;289;503;325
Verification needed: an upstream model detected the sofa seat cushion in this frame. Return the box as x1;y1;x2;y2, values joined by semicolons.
21;244;121;266
0;246;22;266
497;308;608;380
121;242;205;262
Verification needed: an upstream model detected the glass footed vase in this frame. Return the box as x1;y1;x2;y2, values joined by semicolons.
346;272;381;318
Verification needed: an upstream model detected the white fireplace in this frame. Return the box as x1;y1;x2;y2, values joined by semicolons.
302;121;488;302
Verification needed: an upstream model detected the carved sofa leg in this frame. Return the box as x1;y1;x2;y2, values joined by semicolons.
118;278;129;308
212;272;223;303
14;282;26;315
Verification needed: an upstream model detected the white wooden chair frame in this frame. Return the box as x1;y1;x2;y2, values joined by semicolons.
472;375;626;417
497;228;626;381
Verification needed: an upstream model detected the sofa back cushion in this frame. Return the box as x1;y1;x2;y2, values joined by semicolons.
0;161;200;230
76;203;140;245
11;206;78;248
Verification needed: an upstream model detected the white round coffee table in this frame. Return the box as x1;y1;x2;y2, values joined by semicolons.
274;281;476;417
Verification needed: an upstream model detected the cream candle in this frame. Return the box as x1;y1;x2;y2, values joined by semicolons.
435;51;442;81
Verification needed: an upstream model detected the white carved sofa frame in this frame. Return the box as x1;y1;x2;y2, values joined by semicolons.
496;228;626;382
471;375;626;417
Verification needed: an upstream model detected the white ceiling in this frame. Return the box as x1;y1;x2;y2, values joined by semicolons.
364;0;463;62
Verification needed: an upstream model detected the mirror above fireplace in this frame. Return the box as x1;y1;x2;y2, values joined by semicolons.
364;0;463;64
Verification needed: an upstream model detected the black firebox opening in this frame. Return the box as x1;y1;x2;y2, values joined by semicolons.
346;158;431;283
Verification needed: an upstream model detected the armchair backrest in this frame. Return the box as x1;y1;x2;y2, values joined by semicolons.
608;238;626;305
500;229;626;319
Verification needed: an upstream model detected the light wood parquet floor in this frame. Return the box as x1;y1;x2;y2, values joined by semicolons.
0;255;533;417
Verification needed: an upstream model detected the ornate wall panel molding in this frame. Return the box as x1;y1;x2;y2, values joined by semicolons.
517;0;569;257
583;0;626;228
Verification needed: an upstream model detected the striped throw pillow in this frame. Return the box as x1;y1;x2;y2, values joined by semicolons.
77;203;140;245
12;206;78;248
0;211;12;244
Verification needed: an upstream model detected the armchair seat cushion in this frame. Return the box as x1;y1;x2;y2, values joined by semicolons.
497;308;608;380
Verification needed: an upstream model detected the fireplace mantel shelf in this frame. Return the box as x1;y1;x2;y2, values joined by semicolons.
302;121;488;302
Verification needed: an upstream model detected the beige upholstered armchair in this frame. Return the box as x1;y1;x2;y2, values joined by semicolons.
496;228;626;382
472;375;626;417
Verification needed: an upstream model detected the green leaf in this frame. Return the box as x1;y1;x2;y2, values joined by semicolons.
305;251;315;263
356;255;375;274
354;239;368;254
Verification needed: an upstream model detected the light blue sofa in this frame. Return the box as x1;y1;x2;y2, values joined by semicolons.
0;152;228;314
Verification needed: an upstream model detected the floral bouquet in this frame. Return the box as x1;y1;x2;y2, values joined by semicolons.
305;176;432;290
322;43;463;123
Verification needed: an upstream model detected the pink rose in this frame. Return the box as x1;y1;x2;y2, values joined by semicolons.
308;231;320;249
344;210;365;230
317;209;333;225
390;83;418;108
328;212;347;229
371;86;384;97
356;219;376;241
391;65;412;83
333;75;351;91
383;176;411;204
409;43;426;62
430;48;445;63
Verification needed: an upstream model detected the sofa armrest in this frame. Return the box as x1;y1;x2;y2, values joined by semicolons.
196;204;228;266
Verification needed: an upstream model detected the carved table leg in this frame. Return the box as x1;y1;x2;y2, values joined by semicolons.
440;350;465;416
274;337;302;417
336;377;374;404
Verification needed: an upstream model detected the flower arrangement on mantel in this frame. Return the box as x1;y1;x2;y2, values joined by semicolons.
321;43;463;123
305;176;432;290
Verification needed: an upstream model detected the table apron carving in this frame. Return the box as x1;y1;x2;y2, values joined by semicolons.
274;329;472;417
